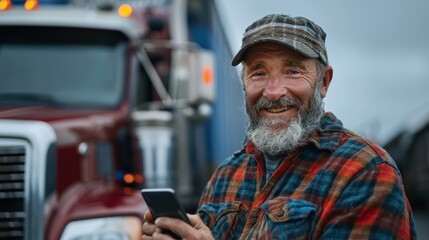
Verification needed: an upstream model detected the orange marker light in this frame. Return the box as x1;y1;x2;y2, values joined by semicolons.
123;187;133;195
24;0;39;11
118;4;132;18
0;0;12;11
134;174;144;184
202;66;213;85
123;173;135;184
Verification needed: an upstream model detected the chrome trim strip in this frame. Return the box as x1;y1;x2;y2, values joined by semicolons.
0;120;56;240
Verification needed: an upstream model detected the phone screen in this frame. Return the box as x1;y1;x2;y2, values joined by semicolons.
141;188;191;225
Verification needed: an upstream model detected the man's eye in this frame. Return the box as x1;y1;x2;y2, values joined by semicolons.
249;72;266;80
253;72;266;77
287;70;301;75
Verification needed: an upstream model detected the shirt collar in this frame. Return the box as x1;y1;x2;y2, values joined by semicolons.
307;112;344;152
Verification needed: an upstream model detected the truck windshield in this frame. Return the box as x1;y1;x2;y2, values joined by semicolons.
0;26;128;108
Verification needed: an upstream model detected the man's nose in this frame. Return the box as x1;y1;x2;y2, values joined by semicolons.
262;75;288;100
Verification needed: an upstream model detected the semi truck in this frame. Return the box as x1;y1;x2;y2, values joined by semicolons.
0;0;245;239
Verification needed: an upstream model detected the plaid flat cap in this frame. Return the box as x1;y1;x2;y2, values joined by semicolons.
231;14;328;66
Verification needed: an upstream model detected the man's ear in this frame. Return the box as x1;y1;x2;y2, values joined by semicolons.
320;66;333;98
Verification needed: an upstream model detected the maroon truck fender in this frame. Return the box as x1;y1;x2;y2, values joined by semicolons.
46;181;147;240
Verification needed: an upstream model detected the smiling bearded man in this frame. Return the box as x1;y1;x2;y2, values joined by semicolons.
141;14;416;240
246;66;325;155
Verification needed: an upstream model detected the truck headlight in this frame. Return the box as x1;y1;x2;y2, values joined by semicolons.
60;216;142;240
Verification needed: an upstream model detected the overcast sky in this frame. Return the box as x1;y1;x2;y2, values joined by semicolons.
214;0;429;144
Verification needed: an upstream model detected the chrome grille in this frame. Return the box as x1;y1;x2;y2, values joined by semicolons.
0;146;26;240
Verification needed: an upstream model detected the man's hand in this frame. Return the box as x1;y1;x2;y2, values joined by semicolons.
141;210;214;240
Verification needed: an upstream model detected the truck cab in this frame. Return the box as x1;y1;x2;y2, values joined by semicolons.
0;0;219;239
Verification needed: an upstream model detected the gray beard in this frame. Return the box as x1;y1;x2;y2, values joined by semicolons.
246;85;325;155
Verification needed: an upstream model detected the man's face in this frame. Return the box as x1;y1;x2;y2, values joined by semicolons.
243;43;330;155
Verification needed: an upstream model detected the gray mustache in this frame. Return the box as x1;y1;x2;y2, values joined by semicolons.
255;97;302;112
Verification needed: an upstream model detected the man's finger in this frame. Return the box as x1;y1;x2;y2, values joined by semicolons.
152;231;176;240
187;214;205;228
142;221;158;236
144;210;155;222
155;217;195;238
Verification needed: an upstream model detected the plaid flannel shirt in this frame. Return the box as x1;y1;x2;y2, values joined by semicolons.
198;112;417;239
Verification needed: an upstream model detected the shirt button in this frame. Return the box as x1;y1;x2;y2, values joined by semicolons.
276;210;284;217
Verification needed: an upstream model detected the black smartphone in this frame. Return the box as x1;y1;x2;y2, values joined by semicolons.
141;188;191;225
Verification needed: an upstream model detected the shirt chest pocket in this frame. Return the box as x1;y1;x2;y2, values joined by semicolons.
259;197;318;240
199;201;246;239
